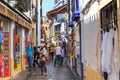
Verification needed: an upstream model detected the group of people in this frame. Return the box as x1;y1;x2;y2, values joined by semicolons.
25;42;65;76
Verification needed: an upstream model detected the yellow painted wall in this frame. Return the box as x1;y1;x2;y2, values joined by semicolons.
10;58;14;77
98;0;112;10
85;66;104;80
117;0;120;51
21;53;28;70
32;22;36;46
9;54;27;79
10;58;21;77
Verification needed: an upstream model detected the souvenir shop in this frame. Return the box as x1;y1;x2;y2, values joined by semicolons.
0;15;10;77
14;24;22;71
100;1;119;80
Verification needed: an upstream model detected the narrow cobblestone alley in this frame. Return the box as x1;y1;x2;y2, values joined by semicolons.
28;61;75;80
27;61;75;80
9;60;75;80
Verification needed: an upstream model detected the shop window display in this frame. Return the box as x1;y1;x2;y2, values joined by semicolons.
14;26;22;70
0;16;10;77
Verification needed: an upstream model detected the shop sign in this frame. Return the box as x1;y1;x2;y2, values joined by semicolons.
0;54;3;77
3;32;10;77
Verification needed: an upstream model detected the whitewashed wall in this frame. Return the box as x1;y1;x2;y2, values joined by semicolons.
10;21;15;58
81;1;98;70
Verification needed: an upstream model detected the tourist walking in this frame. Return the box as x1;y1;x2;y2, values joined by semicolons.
26;42;34;71
40;44;48;76
54;43;62;66
33;47;40;68
50;45;55;60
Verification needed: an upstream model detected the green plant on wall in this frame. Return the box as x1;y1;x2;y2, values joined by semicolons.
60;17;67;22
0;43;3;54
55;30;60;37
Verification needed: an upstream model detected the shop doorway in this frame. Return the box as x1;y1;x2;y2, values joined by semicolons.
14;24;22;71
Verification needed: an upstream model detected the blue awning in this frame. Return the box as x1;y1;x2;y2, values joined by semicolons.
68;20;74;27
0;31;2;43
72;10;80;21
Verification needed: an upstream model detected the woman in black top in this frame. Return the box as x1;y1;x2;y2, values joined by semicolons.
33;47;40;68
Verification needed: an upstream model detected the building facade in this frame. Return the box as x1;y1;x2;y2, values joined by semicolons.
80;0;101;80
97;0;120;80
47;0;68;46
79;0;120;80
0;0;35;79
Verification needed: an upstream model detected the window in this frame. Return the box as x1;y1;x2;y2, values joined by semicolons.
101;1;117;31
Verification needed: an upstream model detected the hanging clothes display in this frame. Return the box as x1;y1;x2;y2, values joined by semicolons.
101;32;108;73
108;28;119;80
106;29;114;73
96;31;102;74
100;1;118;80
113;29;120;72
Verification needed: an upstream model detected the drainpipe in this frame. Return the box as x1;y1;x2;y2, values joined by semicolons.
36;0;38;46
36;0;41;46
79;20;84;80
75;0;84;80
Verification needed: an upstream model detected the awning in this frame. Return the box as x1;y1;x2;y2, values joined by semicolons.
72;10;80;21
68;20;74;27
47;4;68;20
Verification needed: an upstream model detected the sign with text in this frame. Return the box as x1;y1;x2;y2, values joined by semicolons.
3;32;10;77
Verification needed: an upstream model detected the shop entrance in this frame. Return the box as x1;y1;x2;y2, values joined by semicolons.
14;24;22;71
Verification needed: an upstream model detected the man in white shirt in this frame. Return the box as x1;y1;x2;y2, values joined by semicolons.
54;43;62;66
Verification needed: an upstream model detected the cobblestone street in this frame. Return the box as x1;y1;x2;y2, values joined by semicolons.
9;60;75;80
27;61;75;80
